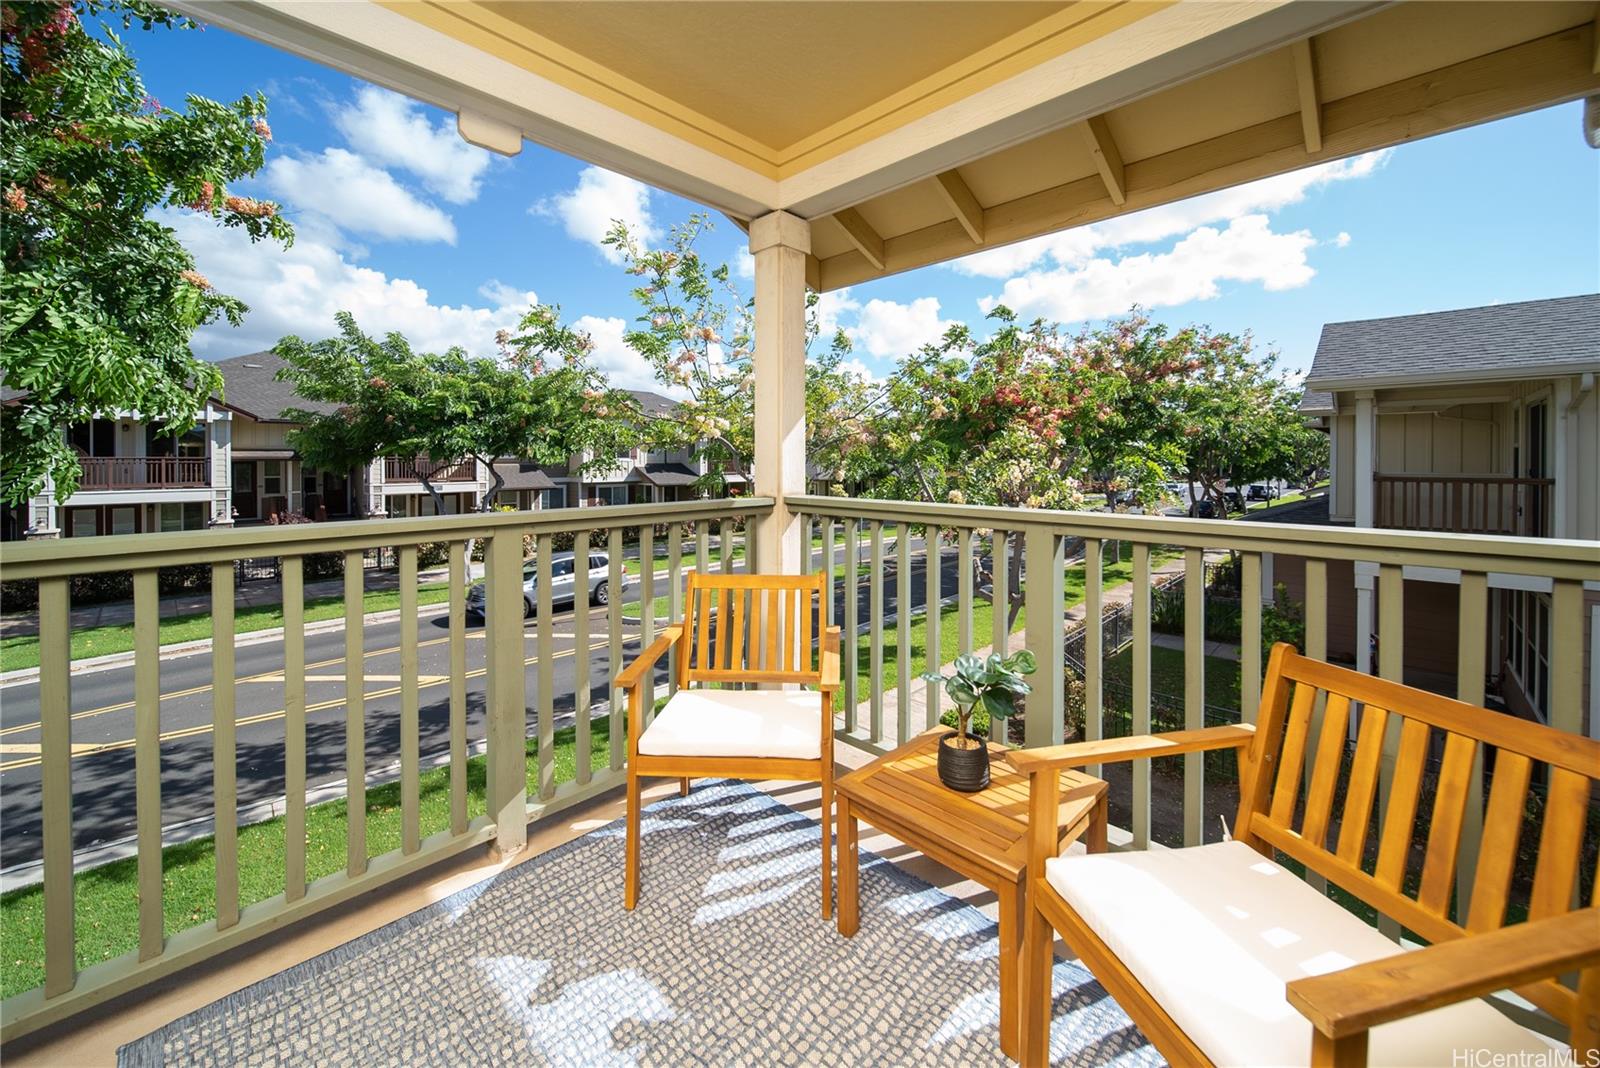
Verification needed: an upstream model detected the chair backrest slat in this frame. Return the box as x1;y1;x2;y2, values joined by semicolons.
1373;718;1432;892
1466;750;1532;932
1528;769;1590;920
1239;643;1600;1032
1416;732;1477;912
1334;704;1387;865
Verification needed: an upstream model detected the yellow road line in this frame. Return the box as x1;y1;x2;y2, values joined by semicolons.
0;639;618;771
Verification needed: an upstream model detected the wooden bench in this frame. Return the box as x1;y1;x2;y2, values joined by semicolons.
1010;643;1600;1067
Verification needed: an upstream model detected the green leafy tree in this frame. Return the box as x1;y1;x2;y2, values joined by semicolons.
605;213;882;496
0;0;292;505
274;308;639;516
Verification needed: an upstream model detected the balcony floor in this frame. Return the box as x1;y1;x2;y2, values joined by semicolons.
5;746;1144;1067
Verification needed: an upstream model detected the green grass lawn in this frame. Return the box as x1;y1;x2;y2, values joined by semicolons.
0;582;455;674
1103;644;1243;714
0;719;614;999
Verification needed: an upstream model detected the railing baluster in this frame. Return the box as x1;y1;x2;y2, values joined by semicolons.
896;521;911;743
1022;526;1064;749
38;576;74;997
1083;538;1103;775
640;525;655;687
991;530;1009;658
1181;549;1203;848
821;518;835;629
1240;551;1262;722
211;561;238;928
608;527;625;773
843;519;859;732
1549;578;1583;738
868;519;884;742
283;555;308;897
1131;542;1151;849
574;530;592;786
133;569;162;960
447;543;467;835
399;544;420;854
957;527;973;655
667;521;683;695
486;531;528;856
924;524;942;728
1375;561;1405;940
536;531;555;799
343;549;366;877
1453;571;1487;919
1302;557;1328;894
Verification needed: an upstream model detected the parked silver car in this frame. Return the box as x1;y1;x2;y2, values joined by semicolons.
465;550;624;619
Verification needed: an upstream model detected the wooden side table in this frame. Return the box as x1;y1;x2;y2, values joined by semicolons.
835;728;1108;1061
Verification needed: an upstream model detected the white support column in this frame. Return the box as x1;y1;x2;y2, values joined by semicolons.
366;458;386;517
208;406;233;527
1354;391;1376;679
1552;377;1571;538
749;210;810;575
26;473;59;539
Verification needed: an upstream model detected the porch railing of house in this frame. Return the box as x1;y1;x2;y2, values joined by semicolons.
1374;473;1554;537
75;456;209;490
383;457;476;483
1;494;1595;1041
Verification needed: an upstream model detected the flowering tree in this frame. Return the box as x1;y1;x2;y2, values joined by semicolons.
606;214;881;495
275;308;638;515
0;0;292;506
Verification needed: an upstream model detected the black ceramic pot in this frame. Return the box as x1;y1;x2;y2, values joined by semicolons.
937;731;991;792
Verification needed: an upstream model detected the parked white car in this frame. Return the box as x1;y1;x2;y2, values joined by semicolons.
465;550;625;619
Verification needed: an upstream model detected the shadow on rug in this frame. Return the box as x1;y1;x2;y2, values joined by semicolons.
119;780;1158;1066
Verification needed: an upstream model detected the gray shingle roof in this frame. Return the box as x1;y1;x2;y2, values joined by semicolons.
1305;294;1600;390
492;461;557;491
626;389;680;418
210;350;340;421
1297;389;1335;415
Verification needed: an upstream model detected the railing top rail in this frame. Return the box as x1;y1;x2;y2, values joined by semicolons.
788;494;1599;580
0;497;774;581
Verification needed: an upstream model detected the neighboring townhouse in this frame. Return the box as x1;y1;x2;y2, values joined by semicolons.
6;397;233;539
515;389;743;509
6;350;492;539
1271;294;1599;734
214;351;490;521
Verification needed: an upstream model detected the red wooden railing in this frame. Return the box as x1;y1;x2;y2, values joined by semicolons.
77;456;209;489
1373;473;1553;537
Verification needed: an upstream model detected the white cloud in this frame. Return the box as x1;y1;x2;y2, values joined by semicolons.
330;86;494;204
950;149;1391;278
168;209;528;360
978;214;1316;322
263;148;457;245
532;167;657;264
813;288;860;337
847;296;958;359
734;246;755;280
1332;231;1352;248
477;279;537;309
572;315;682;394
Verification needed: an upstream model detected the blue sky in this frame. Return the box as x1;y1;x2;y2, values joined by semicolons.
132;17;1599;392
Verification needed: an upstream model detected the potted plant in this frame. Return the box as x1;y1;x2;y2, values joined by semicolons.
920;649;1037;792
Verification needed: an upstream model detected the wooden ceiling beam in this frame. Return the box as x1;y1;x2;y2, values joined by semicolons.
1292;38;1323;153
1077;114;1126;205
932;169;985;244
830;207;886;271
816;24;1600;291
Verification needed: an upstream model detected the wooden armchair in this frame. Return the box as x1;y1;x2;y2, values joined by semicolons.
1010;643;1600;1067
615;571;841;915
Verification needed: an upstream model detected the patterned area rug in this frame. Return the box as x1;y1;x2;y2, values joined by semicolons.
119;781;1157;1067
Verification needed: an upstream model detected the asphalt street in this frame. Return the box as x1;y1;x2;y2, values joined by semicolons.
0;534;969;868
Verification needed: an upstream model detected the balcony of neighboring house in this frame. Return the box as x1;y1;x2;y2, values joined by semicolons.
1373;472;1555;537
383;457;478;484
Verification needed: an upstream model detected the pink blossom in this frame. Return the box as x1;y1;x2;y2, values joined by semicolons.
179;269;211;290
3;184;26;213
250;118;272;142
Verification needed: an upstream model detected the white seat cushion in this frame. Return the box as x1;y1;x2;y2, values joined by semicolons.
1045;840;1556;1067
637;688;823;761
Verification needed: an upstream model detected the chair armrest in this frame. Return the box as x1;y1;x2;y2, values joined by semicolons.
1286;907;1600;1040
1006;724;1255;773
615;626;683;691
819;626;841;689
